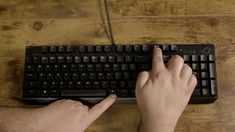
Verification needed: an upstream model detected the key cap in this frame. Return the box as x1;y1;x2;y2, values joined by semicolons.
114;72;122;79
210;80;217;95
113;64;120;71
102;81;109;88
125;45;132;52
192;55;198;61
67;81;74;89
50;46;57;53
106;73;113;79
89;73;96;80
200;55;207;61
53;65;60;71
202;89;209;96
45;65;51;71
201;72;208;78
91;56;98;63
130;64;136;71
104;46;111;52
74;56;81;63
61;90;106;97
24;89;40;97
58;56;64;63
95;64;102;71
104;64;111;71
125;56;133;62
58;46;65;52
66;56;73;63
202;80;208;87
192;89;200;96
117;45;123;52
42;81;49;88
63;73;70;80
62;65;68;71
134;45;141;52
93;81;100;88
108;56;115;62
72;73;79;80
119;89;128;97
162;45;169;51
95;46;103;52
209;63;215;78
119;81;126;88
83;56;90;63
42;46;48;53
192;63;199;70
142;45;150;52
123;72;130;79
75;81;83;88
85;82;92;88
80;73;88;80
97;73;104;80
87;45;94;53
121;64;128;71
70;64;77;71
184;55;190;62
78;64;86;71
49;56;56;63
200;63;207;70
66;46;73;52
79;46;85;53
117;56;124;62
41;56;48;64
209;55;215;61
100;56;107;63
170;45;177;51
25;73;36;80
25;65;35;71
50;90;59;97
87;64;94;71
55;73;62;80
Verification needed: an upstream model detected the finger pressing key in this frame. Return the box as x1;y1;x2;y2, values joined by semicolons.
152;48;166;75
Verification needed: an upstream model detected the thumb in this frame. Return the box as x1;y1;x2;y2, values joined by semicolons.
87;94;117;125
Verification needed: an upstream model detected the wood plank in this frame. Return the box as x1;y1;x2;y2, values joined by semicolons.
0;16;235;131
1;0;235;19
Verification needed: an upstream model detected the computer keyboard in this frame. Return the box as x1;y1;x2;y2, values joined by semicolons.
23;44;218;104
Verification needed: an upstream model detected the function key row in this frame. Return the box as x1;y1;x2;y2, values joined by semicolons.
33;45;154;53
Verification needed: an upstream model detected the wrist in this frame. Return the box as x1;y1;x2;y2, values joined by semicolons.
139;116;177;132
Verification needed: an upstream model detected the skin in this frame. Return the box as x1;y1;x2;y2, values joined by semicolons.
0;48;197;132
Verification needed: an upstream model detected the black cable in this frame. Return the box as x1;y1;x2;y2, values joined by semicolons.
104;0;115;45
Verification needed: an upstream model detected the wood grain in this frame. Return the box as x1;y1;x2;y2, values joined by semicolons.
0;0;235;132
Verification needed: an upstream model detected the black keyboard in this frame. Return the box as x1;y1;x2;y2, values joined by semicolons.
23;44;218;104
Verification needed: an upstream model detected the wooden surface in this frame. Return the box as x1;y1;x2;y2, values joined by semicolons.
0;0;235;131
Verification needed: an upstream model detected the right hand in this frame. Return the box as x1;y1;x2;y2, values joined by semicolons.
136;48;197;132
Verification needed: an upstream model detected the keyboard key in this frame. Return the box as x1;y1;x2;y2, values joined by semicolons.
104;64;111;71
209;55;215;61
75;81;83;88
108;56;115;62
200;55;207;61
162;45;169;51
114;72;122;79
87;64;94;71
85;81;92;88
97;73;104;80
201;72;208;78
121;64;128;71
50;90;59;97
50;46;57;53
117;45;123;52
89;73;96;80
49;56;56;63
192;89;200;96
200;63;207;70
134;45;141;52
95;64;103;71
113;64;120;71
125;56;133;62
83;56;90;63
61;90;106;97
125;45;132;52
58;46;65;52
66;46;73;52
41;56;48;64
25;65;35;72
78;46;85;53
106;73;113;79
192;63;199;70
209;63;215;78
78;65;86;71
104;46;111;52
119;89;128;97
192;55;198;61
74;56;81;63
117;56;124;62
183;55;190;62
58;56;64;63
95;46;103;52
91;56;98;63
202;80;208;87
142;45;150;52
100;56;107;63
102;81;109;88
93;81;100;88
42;46;48;53
66;56;73;63
202;89;209;96
87;45;94;53
210;80;217;95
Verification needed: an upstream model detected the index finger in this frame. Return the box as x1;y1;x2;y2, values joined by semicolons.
87;94;117;125
152;47;166;74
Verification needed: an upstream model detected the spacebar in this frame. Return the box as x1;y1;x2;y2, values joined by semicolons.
61;90;106;97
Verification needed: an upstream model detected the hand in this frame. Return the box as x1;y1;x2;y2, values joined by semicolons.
136;48;197;132
1;94;116;132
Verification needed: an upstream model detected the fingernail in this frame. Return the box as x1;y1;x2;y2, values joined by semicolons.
109;94;117;99
154;45;160;48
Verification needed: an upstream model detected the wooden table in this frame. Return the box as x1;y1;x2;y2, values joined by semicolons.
0;0;235;131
